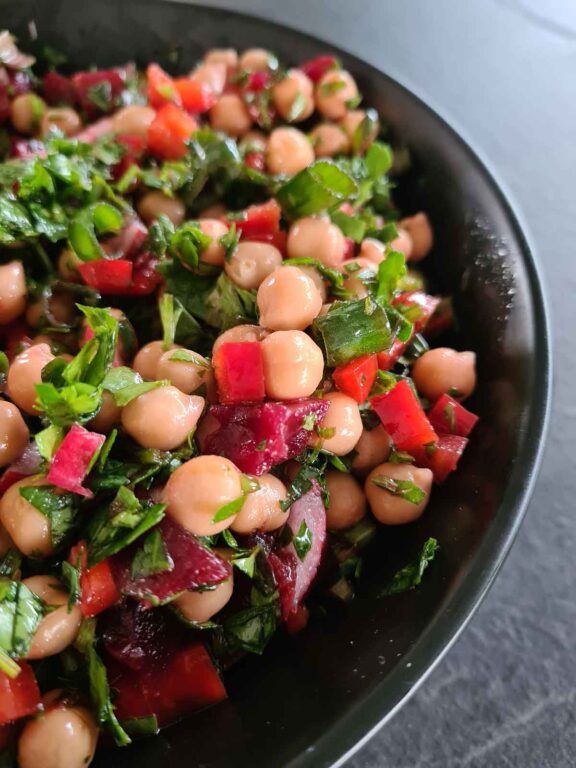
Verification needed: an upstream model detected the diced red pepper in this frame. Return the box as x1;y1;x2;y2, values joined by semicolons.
0;662;41;726
427;394;478;438
242;230;287;255
69;542;120;618
412;434;468;484
333;354;378;404
146;63;181;109
232;199;281;239
424;297;454;337
43;71;76;106
213;342;265;403
371;379;437;452
299;55;340;83
244;72;271;93
46;423;106;497
343;237;355;261
147;102;198;161
392;291;440;334
78;259;134;294
72;68;127;117
377;338;408;371
244;150;265;172
174;78;216;113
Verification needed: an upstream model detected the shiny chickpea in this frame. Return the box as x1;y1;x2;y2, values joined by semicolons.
203;48;238;71
412;347;476;402
212;324;269;356
351;425;393;476
239;48;274;72
10;93;46;135
111;104;156;138
359;238;386;267
231;474;288;534
23;576;82;659
257;265;323;331
89;390;122;433
137;191;185;226
156;348;209;394
18;698;98;768
315;70;359;120
342;257;375;298
325;471;367;530
132;340;176;381
7;343;54;415
122;386;204;450
209;93;252;137
173;575;234;623
399;213;434;261
296;265;328;302
266;127;314;176
310;122;349;157
190;62;227;95
272;69;314;122
198;219;229;266
340;109;379;151
261;330;324;400
40;108;82;137
0;400;29;468
0;261;27;325
57;248;82;282
287;216;346;268
365;462;433;524
0;476;54;557
390;227;413;260
314;392;363;456
163;455;243;535
225;241;283;290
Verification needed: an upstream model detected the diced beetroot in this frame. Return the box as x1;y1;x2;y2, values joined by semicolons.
127;252;163;296
427;394;479;438
412;434;468;484
0;442;41;496
43;71;76;106
269;482;326;620
110;517;231;605
212;342;265;403
202;399;330;475
392;291;440;334
75;117;115;143
46;424;105;497
72;68;127;117
231;199;281;239
102;216;148;259
0;662;41;726
299;55;340;83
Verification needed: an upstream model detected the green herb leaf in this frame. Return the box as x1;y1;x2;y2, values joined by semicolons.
330;210;367;242
0;549;22;579
379;538;439;596
276;160;358;219
68;203;124;262
168;349;209;367
219;222;240;262
61;559;81;610
371;475;426;504
35;382;102;427
287;90;307;122
0;351;8;387
280;463;325;513
0;580;46;660
365;142;393;179
293;521;312;561
351;108;380;154
222;597;279;655
101;366;169;406
35;424;63;461
131;529;173;580
212;495;246;524
375;249;406;303
19;485;78;548
120;715;159;737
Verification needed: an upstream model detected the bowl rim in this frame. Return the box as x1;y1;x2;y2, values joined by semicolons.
163;4;551;765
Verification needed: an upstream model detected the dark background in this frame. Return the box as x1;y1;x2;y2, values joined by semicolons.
195;0;573;765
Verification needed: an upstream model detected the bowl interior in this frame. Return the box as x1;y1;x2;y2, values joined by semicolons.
1;2;550;766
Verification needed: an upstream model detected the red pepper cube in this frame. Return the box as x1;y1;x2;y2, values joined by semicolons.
81;559;120;618
78;259;134;294
413;434;468;484
232;199;282;239
174;78;217;113
427;394;479;437
213;342;265;404
146;63;181;109
377;338;408;372
0;662;41;726
392;291;441;334
147;103;198;161
299;55;340;83
333;354;378;404
371;379;437;452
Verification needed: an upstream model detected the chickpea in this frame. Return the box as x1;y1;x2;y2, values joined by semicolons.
365;462;433;524
257;265;323;331
0;260;26;326
340;109;380;151
310;122;349;157
89;390;122;433
137;191;185;226
209;93;251;137
163;455;243;536
132;340;177;381
231;474;288;534
272;69;314;123
212;324;269;357
352;425;393;476
156;348;209;394
296;265;328;302
225;241;283;290
18;698;98;768
0;400;29;468
198;202;227;220
390;227;413;260
57;248;82;282
412;347;476;402
111;104;156;138
0;476;54;557
325;471;367;530
399;213;434;261
121;386;204;450
23;576;82;659
203;48;238;72
266;127;314;176
342;257;375;298
239;48;274;73
198;219;229;266
359;238;386;267
40;108;82;137
315;70;359;120
10;93;46;135
7;343;54;415
190;62;227;95
314;392;363;456
261;330;324;400
287;216;346;268
173;575;233;623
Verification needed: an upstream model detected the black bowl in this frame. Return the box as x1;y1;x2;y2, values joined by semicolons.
2;1;551;765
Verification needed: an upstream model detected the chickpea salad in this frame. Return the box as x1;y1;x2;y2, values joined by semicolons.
0;33;479;767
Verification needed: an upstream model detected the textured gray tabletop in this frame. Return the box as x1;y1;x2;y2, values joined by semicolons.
199;0;572;764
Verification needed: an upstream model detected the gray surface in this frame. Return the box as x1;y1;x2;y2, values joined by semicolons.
195;0;572;765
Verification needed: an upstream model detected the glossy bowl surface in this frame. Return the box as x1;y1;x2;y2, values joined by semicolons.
1;2;551;766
